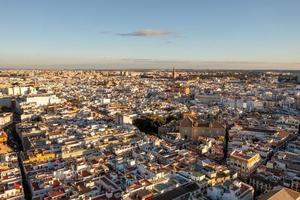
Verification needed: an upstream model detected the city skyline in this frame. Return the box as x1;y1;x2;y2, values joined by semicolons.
1;0;300;69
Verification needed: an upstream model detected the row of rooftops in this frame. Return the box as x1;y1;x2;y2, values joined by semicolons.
0;136;24;200
1;69;299;199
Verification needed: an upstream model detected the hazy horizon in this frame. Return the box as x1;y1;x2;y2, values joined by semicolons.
1;59;300;70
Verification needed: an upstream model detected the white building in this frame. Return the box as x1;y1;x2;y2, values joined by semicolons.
207;180;254;200
115;113;136;125
3;86;37;96
0;112;13;127
24;95;62;106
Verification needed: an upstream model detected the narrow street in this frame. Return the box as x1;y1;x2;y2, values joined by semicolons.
4;108;32;200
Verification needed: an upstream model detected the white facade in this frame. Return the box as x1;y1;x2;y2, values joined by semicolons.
207;181;254;200
25;95;62;106
3;86;37;96
115;113;136;125
0;112;13;127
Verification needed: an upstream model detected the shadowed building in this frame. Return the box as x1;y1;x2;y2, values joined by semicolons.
179;116;225;140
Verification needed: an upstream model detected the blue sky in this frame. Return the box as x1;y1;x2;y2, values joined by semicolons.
0;0;300;69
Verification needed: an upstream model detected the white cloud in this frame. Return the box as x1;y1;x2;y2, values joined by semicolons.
116;29;175;37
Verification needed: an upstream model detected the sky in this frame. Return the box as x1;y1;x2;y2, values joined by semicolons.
0;0;300;69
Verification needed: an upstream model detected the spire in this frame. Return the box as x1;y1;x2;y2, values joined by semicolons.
172;67;175;80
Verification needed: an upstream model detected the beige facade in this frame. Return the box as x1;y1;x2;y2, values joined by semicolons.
179;117;225;140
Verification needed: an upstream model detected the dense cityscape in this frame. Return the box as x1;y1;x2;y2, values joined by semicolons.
0;69;299;200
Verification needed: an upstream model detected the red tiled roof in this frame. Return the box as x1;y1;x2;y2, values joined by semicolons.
48;190;65;198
